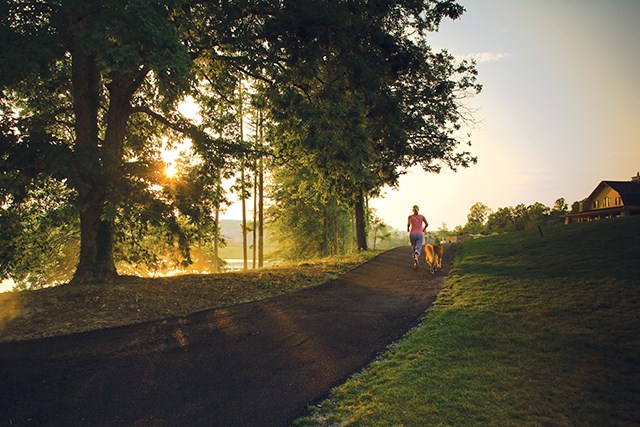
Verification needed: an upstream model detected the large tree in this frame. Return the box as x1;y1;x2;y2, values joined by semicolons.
1;0;268;283
265;0;481;250
2;0;194;282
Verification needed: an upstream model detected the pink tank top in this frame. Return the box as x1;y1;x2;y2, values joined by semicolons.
409;214;426;234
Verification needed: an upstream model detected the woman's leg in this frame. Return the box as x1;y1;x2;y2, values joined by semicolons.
415;233;424;256
410;234;420;255
410;233;422;268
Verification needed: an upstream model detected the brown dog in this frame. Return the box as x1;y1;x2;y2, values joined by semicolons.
425;243;443;274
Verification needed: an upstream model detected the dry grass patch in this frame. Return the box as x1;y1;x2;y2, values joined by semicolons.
0;252;377;342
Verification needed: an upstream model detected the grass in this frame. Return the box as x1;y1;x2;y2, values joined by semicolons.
0;251;380;342
296;217;640;426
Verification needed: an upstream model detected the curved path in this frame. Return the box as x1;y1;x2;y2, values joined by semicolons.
0;245;455;426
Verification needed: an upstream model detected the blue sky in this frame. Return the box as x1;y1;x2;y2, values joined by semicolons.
370;0;640;230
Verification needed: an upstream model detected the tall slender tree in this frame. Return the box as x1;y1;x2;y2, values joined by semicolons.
258;127;265;268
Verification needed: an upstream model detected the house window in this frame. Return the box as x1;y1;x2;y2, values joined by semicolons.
593;200;600;209
615;197;622;206
604;197;610;207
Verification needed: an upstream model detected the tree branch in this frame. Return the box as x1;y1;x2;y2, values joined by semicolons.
131;105;273;159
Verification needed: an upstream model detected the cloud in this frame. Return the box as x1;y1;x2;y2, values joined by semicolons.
457;52;509;63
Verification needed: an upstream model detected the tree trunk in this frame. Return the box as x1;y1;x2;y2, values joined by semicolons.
239;80;248;271
322;205;329;257
241;162;248;271
69;51;118;284
214;204;220;273
252;162;257;269
257;110;264;268
73;200;118;283
258;158;264;268
355;189;368;250
332;200;339;255
70;52;145;283
213;178;221;273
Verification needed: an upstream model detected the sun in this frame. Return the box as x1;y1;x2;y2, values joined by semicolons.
164;163;178;179
160;138;190;179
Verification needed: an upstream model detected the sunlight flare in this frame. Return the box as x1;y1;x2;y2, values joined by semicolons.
164;162;178;179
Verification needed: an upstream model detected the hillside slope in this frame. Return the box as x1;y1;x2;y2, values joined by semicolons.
301;216;640;426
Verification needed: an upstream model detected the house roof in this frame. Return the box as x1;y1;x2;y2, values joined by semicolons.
602;181;640;206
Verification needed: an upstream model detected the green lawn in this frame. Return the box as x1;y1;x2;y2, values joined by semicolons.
296;217;640;426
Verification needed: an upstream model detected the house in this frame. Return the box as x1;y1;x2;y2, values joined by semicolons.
564;172;640;224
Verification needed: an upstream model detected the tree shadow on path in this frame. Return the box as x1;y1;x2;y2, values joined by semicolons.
0;245;456;426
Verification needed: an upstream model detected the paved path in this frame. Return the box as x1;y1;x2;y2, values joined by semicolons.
0;245;454;426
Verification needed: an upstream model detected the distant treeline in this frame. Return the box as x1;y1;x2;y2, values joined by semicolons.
438;198;570;238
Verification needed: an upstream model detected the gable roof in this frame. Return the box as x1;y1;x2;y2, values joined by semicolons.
602;181;640;206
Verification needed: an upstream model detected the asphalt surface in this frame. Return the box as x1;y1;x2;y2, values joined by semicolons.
0;245;454;426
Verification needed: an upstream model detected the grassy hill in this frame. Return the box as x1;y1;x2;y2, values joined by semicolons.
298;217;640;426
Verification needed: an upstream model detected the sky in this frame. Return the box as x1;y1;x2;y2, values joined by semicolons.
367;0;640;231
210;0;640;232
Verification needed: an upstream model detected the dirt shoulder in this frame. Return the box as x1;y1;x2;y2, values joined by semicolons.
0;255;371;343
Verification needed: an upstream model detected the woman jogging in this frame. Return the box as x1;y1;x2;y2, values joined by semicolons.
407;205;428;268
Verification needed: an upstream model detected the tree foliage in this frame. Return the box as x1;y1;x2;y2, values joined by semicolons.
265;0;481;251
265;156;356;260
0;177;79;288
463;198;569;235
1;0;258;284
1;0;481;286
